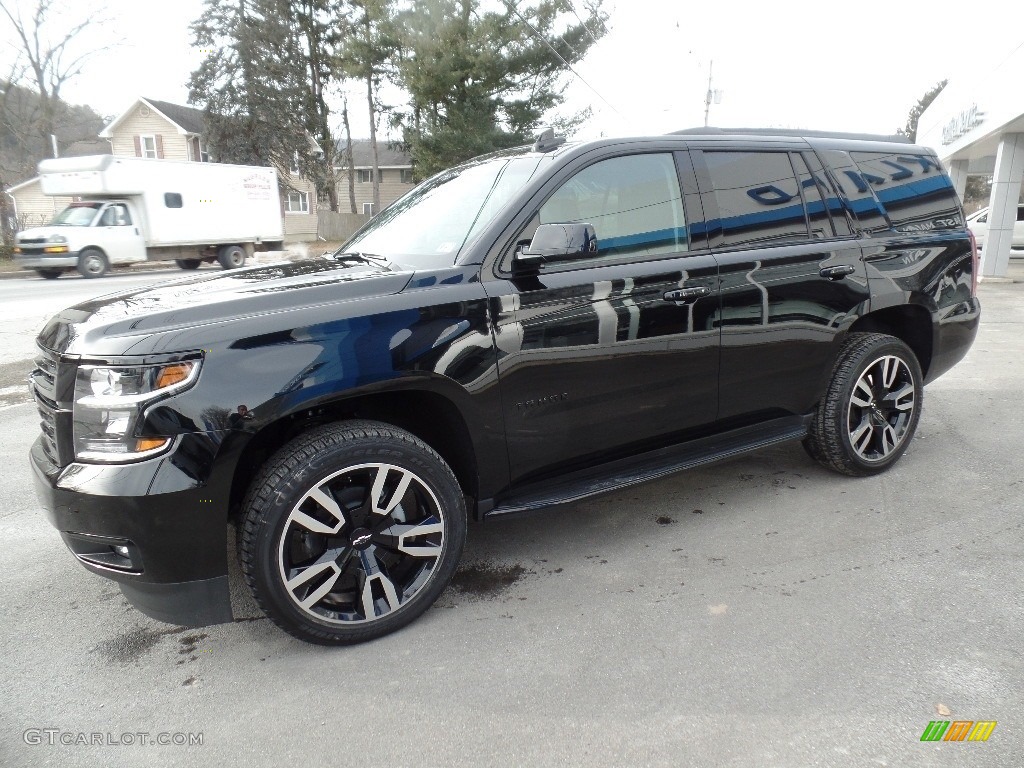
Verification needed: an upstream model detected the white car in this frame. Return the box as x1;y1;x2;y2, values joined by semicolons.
966;204;1024;249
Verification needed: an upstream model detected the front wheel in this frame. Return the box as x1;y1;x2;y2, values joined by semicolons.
804;333;923;476
239;420;467;645
77;248;108;278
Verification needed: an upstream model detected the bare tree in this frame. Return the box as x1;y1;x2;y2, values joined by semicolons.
0;0;111;245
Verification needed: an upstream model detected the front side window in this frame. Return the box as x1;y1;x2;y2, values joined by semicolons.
285;191;309;213
100;204;131;227
703;151;809;248
537;153;687;261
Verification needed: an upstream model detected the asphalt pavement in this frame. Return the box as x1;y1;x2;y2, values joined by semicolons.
0;269;1021;767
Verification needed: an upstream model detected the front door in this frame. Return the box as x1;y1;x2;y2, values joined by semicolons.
95;203;146;263
488;151;720;487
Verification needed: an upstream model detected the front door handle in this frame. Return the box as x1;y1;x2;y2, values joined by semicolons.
664;286;711;303
819;264;856;280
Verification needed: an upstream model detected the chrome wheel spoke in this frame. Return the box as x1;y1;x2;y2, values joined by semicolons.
370;465;413;517
850;417;874;455
880;424;899;457
378;517;444;558
286;561;342;609
884;383;915;412
880;356;899;388
358;547;401;618
289;485;347;534
850;380;874;408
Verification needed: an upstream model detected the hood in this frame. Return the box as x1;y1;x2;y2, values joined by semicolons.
38;258;414;357
16;226;61;241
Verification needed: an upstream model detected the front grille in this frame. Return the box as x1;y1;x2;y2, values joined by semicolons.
30;345;73;467
18;238;45;245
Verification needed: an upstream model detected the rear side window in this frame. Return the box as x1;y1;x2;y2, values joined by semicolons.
702;151;809;248
850;152;962;233
800;151;852;237
818;150;889;233
790;153;832;239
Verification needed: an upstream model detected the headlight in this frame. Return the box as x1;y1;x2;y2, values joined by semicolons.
73;361;200;462
47;235;68;244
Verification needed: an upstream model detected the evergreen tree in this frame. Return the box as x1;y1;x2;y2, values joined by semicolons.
392;0;606;178
900;79;947;143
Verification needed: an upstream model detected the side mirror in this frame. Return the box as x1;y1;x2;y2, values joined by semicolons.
513;223;598;272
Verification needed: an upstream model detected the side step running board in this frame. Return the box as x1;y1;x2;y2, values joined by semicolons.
483;416;812;520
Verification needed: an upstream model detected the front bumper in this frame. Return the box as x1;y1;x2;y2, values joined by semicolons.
30;433;235;627
15;252;79;269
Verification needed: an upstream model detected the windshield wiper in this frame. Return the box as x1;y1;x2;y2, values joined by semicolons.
331;251;389;267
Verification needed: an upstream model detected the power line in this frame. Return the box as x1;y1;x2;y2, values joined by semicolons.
568;1;604;48
501;0;622;119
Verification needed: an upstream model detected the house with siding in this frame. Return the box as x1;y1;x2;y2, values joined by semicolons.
6;97;320;239
334;140;415;215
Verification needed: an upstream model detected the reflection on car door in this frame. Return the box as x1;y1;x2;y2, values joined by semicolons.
488;151;720;486
693;148;871;421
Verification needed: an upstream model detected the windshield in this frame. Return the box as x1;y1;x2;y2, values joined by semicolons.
342;151;547;269
50;203;102;227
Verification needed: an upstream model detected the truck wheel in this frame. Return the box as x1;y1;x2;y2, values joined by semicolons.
803;333;923;477
176;259;202;270
77;248;108;278
239;420;467;645
217;245;246;269
35;269;63;280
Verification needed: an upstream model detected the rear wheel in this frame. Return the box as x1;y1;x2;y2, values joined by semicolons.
76;248;108;278
35;268;63;280
240;420;466;645
804;333;923;476
217;245;246;269
175;259;202;270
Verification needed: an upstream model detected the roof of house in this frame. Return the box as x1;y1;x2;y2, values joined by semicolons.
144;98;207;134
335;139;411;168
99;97;206;138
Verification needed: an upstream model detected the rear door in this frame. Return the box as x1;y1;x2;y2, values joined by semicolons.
487;149;720;486
692;147;871;421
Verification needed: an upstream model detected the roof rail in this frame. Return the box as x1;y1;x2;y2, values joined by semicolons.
669;126;911;143
533;127;567;153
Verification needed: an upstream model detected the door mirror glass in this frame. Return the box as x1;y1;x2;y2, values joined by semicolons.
515;223;598;269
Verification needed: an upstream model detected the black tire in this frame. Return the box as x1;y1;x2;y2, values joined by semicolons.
176;259;202;270
35;268;63;280
76;248;108;278
217;245;246;269
239;420;467;645
804;332;923;477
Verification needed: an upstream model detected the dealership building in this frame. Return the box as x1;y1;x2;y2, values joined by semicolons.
917;43;1024;279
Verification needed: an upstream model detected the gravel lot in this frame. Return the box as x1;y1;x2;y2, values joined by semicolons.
0;267;1021;767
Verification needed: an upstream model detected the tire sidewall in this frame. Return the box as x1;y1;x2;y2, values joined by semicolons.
245;429;466;644
77;248;108;278
833;337;923;474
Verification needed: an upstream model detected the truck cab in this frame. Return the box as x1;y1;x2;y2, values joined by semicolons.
15;199;147;278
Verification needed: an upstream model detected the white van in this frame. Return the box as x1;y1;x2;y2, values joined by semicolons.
13;155;285;278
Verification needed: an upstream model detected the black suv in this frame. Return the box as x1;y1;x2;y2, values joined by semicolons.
29;129;981;644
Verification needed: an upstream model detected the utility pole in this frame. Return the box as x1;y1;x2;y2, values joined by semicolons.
703;60;714;127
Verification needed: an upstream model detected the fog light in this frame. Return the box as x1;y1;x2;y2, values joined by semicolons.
114;545;130;557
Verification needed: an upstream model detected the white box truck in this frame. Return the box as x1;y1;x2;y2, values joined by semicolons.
13;155;285;279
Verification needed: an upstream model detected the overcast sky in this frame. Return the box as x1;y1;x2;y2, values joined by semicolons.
3;0;1021;150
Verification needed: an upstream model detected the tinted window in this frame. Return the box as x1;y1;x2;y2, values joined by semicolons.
818;150;889;233
790;153;831;239
800;151;852;237
164;192;183;208
850;152;962;232
703;151;809;248
539;153;687;261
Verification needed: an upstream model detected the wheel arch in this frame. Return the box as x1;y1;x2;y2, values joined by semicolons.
848;304;934;379
227;389;481;525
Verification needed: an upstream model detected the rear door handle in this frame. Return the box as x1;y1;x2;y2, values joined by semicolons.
664;286;711;302
819;265;856;280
